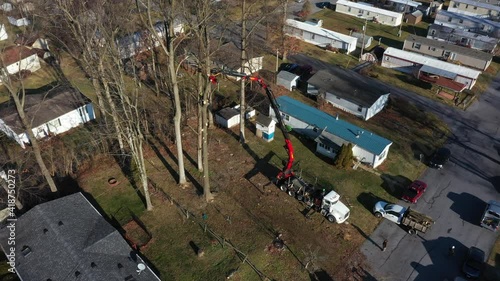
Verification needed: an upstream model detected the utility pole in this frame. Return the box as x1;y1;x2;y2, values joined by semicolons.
359;18;367;62
275;49;279;83
398;1;408;37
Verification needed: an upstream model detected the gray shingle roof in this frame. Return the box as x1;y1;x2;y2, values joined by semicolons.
0;193;161;281
307;68;389;107
405;34;493;61
0;85;91;134
216;107;239;120
256;114;274;127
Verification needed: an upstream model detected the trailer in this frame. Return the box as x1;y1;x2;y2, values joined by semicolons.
401;207;434;234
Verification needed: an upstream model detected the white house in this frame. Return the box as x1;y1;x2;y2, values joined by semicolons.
448;0;500;18
270;96;392;168
335;0;403;27
307;68;390;121
0;25;7;41
285;19;357;54
212;41;263;79
434;10;500;38
277;70;300;91
0;85;96;148
381;47;482;90
1;46;41;79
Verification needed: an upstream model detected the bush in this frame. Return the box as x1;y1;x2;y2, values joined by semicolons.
334;143;354;169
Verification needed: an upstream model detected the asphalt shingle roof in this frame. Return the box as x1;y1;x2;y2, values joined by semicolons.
276;96;392;155
0;85;91;134
307;68;389;108
0;192;160;281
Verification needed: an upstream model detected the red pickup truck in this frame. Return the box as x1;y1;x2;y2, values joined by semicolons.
402;180;427;204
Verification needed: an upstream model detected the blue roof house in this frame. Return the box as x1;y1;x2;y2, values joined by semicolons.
270;96;392;168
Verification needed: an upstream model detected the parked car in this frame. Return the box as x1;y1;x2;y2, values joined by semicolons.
462;246;485;279
279;63;299;73
316;2;332;9
373;201;407;224
402;180;427;203
429;147;451;169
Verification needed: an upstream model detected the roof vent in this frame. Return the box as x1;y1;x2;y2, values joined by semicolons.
117;263;124;269
58;221;63;226
43;228;48;234
21;246;31;257
137;263;146;275
91;262;97;268
335;114;339;120
75;271;81;277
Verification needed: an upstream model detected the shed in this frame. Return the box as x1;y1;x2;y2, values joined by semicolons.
215;107;240;128
351;32;373;49
255;114;276;142
405;10;423;25
277;71;300;91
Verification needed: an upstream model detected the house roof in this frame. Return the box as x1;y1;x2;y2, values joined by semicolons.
216;107;239;120
256;114;275;127
211;41;264;71
307;68;389;107
1;46;37;67
285;19;358;45
277;70;299;82
276;96;392;155
450;0;500;11
410;10;424;17
336;0;404;18
427;24;499;44
405;35;493;62
0;192;160;281
0;85;91;134
388;0;421;8
383;47;482;79
436;9;500;28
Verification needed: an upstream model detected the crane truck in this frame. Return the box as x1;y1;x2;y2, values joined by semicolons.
209;70;350;224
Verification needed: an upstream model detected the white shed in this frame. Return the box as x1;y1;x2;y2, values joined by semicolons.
215;107;240;128
335;0;403;27
277;71;300;91
0;25;7;41
255;114;276;142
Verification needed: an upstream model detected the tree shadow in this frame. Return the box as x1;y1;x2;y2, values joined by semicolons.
410;142;433;162
357;192;386;212
380;174;411;198
351;265;378;281
411;236;466;281
447;192;486;225
147;135;203;195
113;154;147;208
309;268;334;281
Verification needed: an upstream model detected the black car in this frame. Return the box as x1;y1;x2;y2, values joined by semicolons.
429;147;451;169
462;246;485;279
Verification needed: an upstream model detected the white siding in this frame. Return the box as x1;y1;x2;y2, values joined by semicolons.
4;54;41;76
324;92;366;119
335;0;403;26
0;119;24;147
365;94;390;120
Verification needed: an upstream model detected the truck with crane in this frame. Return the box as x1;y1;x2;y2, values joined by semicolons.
209;69;350;224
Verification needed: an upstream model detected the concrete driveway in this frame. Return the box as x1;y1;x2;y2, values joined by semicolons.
289;53;500;280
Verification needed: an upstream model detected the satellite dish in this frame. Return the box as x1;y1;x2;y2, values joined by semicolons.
136;263;146;275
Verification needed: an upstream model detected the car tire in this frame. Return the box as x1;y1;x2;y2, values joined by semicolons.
280;184;287;191
288;190;295;197
327;215;336;223
408;228;416;235
374;212;382;218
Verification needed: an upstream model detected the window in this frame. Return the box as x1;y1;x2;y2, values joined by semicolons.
473;6;477;10
319;143;331;150
379;149;387;160
312;34;315;40
367;12;370;15
453;3;458;8
357;106;362;112
429;47;436;51
431;30;436;36
414;43;421;50
465;4;468;8
459;19;463;23
336;96;341;99
448;17;452;22
348;7;351;12
281;113;290;121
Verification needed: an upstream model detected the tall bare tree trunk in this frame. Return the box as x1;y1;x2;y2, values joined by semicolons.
282;0;289;61
197;72;204;172
239;0;248;144
8;88;58;192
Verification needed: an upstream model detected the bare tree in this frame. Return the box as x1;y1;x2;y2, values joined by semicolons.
141;0;188;186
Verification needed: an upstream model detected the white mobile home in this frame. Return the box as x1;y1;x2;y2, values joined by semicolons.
382;47;481;90
335;0;403;26
285;19;357;54
270;96;392;168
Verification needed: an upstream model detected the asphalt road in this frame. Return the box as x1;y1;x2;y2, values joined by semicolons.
288;54;500;280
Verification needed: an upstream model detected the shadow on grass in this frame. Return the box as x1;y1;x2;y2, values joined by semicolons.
373;36;404;49
112;154;148;208
410;142;433;162
380;174;411;198
147;135;204;195
402;25;428;37
309;269;335;281
357;192;386;213
395;74;433;90
352;224;382;251
351;265;378;281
